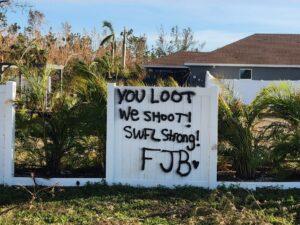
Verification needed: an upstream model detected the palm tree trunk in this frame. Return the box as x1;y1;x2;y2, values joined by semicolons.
122;27;126;69
111;42;115;69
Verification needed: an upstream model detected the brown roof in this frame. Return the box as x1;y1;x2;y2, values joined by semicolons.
146;34;300;67
146;51;209;67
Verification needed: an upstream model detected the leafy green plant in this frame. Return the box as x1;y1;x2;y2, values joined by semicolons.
43;94;83;175
156;76;178;87
72;61;108;174
253;83;300;169
16;64;83;176
218;87;266;179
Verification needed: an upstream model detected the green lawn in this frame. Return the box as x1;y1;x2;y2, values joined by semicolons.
0;183;299;225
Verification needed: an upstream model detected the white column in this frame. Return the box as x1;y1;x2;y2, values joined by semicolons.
208;86;218;189
0;85;4;184
3;81;16;185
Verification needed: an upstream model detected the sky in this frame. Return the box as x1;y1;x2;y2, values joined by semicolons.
6;0;300;51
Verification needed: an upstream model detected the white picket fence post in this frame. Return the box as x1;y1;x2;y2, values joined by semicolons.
106;83;116;184
0;84;4;184
208;86;218;189
0;82;16;185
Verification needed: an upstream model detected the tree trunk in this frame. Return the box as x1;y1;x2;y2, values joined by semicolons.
111;42;115;69
122;27;126;69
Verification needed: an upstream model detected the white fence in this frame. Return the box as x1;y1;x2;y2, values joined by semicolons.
106;84;218;188
207;72;300;104
0;82;102;186
0;82;299;189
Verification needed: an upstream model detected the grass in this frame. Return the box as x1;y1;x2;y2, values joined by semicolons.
0;183;299;225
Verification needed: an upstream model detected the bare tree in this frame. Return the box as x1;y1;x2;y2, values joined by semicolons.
0;0;29;31
27;9;44;37
0;0;11;29
127;34;148;64
0;0;11;7
154;25;169;57
153;25;205;57
62;21;71;39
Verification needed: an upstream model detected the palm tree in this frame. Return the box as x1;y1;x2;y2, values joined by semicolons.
17;64;82;175
100;21;115;70
72;61;108;174
218;86;266;179
253;83;300;166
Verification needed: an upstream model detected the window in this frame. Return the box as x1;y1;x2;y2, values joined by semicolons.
239;69;252;79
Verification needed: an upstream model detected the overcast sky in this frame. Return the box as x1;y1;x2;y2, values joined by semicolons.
7;0;300;51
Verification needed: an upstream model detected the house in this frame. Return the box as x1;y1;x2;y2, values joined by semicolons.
144;34;300;87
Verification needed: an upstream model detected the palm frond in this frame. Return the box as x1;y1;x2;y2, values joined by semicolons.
102;20;114;33
100;34;114;46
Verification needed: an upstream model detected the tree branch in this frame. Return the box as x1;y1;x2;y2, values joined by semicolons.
0;0;10;6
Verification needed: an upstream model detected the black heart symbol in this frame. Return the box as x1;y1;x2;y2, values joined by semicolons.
192;160;199;169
